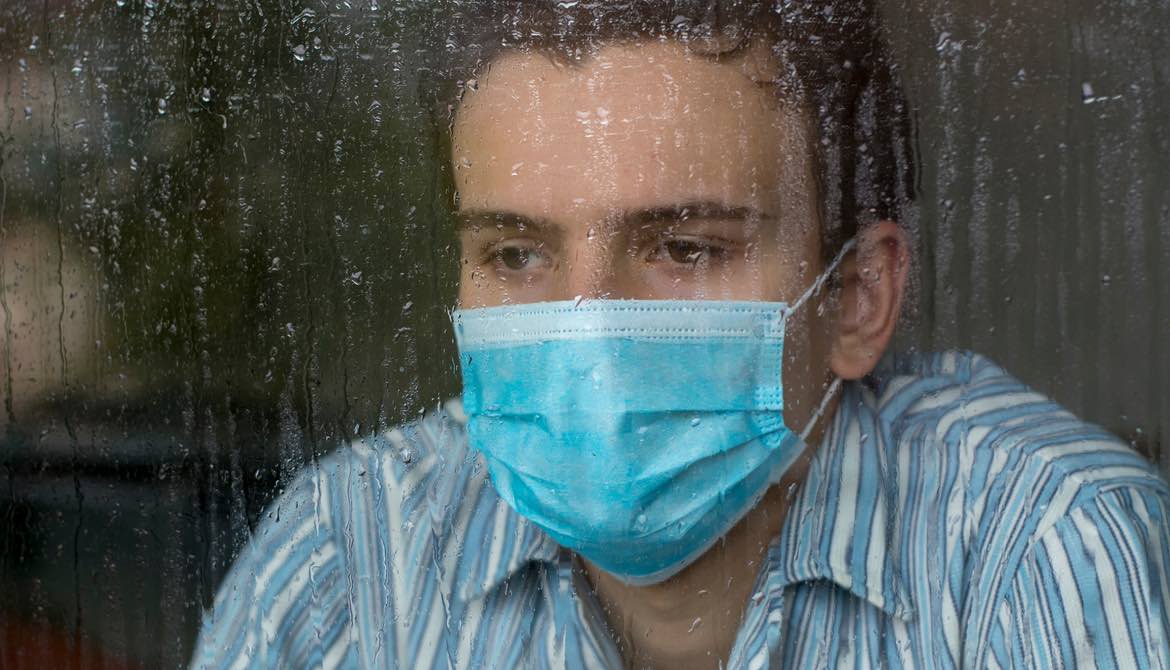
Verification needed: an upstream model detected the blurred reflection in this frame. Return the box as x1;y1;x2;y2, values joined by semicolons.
1;223;100;425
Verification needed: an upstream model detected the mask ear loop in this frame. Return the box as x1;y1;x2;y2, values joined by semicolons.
788;237;857;316
784;238;857;443
799;376;844;442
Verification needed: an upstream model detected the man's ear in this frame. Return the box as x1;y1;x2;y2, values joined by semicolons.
829;221;910;380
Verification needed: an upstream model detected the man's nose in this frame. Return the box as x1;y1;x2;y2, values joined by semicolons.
561;231;622;300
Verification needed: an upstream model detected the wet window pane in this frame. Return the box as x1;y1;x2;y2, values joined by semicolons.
1;1;1167;667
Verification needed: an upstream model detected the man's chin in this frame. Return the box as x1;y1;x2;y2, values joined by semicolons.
580;551;713;602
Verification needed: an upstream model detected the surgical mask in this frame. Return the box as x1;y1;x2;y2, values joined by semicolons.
452;241;853;585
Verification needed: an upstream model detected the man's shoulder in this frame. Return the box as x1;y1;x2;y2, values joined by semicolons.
308;398;479;522
248;399;480;560
880;350;1160;476
328;398;471;476
876;349;1168;551
195;403;506;668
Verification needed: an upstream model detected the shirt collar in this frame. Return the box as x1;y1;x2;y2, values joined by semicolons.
769;378;916;621
446;398;561;603
450;378;917;621
456;510;561;603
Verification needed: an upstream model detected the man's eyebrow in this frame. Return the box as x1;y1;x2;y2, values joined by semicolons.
455;209;554;233
623;201;775;226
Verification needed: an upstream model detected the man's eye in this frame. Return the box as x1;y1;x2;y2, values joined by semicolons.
488;242;548;272
652;239;724;265
498;246;531;270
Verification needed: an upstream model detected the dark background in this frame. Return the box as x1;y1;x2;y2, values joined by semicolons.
1;1;1166;667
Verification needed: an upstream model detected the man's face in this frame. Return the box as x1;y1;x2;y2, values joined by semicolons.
452;40;837;431
453;40;824;307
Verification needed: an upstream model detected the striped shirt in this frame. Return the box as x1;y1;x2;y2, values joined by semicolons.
190;351;1170;668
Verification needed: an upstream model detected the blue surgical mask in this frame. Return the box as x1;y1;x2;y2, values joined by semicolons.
452;241;853;585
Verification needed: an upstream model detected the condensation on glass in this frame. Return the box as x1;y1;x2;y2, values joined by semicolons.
0;0;1166;667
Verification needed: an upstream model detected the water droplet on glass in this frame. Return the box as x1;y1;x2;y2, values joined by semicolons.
934;31;952;53
399;447;414;464
71;59;82;76
690;417;701;427
157;98;168;114
687;617;702;633
292;44;307;62
290;7;317;25
200;87;212;103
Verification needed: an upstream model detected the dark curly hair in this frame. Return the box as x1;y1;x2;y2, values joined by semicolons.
423;0;916;263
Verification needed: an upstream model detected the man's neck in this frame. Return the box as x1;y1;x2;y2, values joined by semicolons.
581;463;811;669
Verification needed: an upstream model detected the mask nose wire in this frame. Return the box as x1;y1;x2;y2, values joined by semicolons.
782;237;857;443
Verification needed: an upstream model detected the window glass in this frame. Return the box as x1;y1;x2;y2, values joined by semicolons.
1;1;1166;667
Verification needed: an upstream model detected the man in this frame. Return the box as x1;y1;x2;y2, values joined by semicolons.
192;2;1170;668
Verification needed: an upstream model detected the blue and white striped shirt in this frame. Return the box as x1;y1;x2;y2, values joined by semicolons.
191;351;1170;668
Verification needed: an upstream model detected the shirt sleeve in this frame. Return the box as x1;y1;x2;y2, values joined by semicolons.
993;486;1170;669
188;464;354;669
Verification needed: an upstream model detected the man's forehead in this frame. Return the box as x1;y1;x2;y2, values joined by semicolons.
451;40;817;219
455;40;794;129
